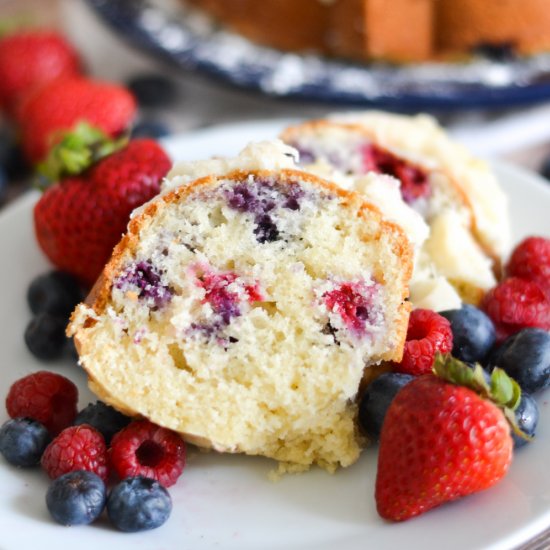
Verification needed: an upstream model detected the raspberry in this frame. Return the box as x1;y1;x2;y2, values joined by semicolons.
41;424;109;481
6;371;78;435
393;309;453;376
362;144;430;205
506;237;550;298
482;277;550;342
110;420;186;487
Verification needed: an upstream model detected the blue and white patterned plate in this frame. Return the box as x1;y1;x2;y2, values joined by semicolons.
86;0;550;110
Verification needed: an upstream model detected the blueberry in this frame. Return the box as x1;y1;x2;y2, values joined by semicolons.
107;476;172;532
0;418;51;466
359;373;415;440
127;73;179;108
471;42;516;62
254;214;280;243
132;120;171;139
540;155;550;181
46;470;107;526
489;328;550;393
512;393;539;449
27;271;83;317
24;312;67;360
440;305;496;363
0;166;7;205
74;402;131;444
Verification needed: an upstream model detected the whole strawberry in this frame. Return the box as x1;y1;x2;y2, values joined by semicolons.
19;77;136;163
0;30;81;115
34;125;171;286
375;355;522;522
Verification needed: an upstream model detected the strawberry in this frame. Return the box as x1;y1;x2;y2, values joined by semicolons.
0;30;81;115
375;355;524;522
34;124;171;286
18;77;136;163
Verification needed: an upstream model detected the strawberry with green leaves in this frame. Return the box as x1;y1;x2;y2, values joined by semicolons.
19;77;136;164
0;29;81;115
375;355;527;522
34;124;171;286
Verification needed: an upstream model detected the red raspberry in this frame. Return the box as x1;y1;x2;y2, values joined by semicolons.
110;420;186;487
393;309;453;376
5;371;78;435
482;277;550;342
506;237;550;298
41;424;109;481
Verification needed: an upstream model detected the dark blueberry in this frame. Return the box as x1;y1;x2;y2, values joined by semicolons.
0;126;30;180
488;328;550;394
254;214;280;243
27;271;83;317
116;261;172;308
107;476;172;532
440;305;496;363
131;120;171;140
512;393;539;449
46;470;107;526
540;155;550;181
24;312;67;360
359;373;415;440
226;182;260;214
74;402;132;444
0;166;7;205
127;73;179;108
0;418;51;466
472;42;516;62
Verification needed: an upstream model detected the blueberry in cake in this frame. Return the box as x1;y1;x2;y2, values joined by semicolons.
69;143;413;472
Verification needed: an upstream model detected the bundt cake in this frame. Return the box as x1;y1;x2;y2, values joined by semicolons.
281;112;510;307
184;0;550;62
69;141;413;472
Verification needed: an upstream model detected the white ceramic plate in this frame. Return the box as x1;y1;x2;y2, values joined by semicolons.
1;120;550;550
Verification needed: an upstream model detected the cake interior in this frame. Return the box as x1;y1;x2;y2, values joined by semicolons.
73;172;411;470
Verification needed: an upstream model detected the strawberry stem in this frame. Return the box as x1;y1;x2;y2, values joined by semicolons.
433;353;532;443
37;122;128;183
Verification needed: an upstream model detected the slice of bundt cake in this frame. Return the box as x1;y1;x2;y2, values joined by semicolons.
281;112;510;307
69;143;413;472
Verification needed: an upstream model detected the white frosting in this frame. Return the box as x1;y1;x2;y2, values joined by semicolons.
164;140;299;191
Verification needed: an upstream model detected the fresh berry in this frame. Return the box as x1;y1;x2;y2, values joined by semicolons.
27;270;83;317
18;77;136;163
0;166;7;205
506;237;550;298
74;401;132;444
488;328;550;394
358;373;414;441
362;144;429;205
376;356;516;521
110;420;186;487
33;128;171;286
6;371;78;435
126;73;178;108
41;424;109;481
440;304;496;363
540;155;550;181
0;417;51;466
482;277;550;342
393;309;453;376
131;120;171;139
0;30;81;115
46;470;106;526
0;126;30;180
512;393;539;449
24;312;67;360
107;476;172;532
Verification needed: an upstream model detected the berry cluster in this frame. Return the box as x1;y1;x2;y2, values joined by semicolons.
0;371;186;531
360;236;550;522
0;27;175;284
